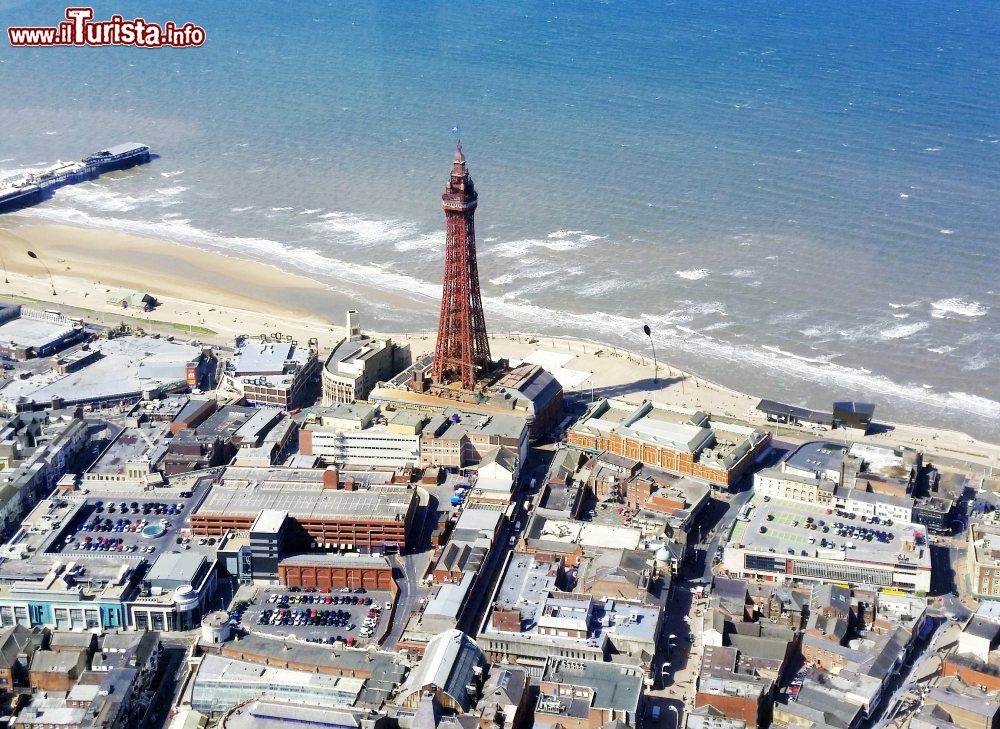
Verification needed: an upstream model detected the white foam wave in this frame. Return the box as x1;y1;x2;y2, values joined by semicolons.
159;171;184;178
270;206;294;212
155;186;187;197
54;183;184;213
310;211;416;245
879;321;929;340
931;298;988;318
576;278;632;298
801;325;834;338
230;206;255;212
891;313;909;319
489;268;552;287
394;232;444;254
939;229;954;235
963;352;994;372
491;232;600;258
675;269;710;281
927;345;955;355
727;269;755;278
761;345;838;366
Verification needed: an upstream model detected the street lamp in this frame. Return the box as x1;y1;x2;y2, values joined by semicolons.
26;250;56;296
668;705;680;729
643;324;659;384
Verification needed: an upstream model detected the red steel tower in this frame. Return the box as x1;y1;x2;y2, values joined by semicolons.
431;142;492;388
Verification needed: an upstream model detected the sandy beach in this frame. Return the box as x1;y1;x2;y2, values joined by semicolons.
1;222;998;473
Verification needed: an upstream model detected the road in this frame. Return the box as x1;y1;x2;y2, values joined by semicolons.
140;636;195;729
461;449;552;636
866;620;948;729
382;487;437;649
697;488;754;583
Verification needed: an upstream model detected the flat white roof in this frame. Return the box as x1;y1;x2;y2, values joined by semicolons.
0;317;74;349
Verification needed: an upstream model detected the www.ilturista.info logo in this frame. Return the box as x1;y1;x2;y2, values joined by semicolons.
7;7;206;47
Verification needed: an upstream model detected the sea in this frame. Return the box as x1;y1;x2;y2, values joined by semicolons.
1;0;998;440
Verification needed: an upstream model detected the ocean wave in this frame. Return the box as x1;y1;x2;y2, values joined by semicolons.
927;345;955;355
155;186;188;197
801;325;835;338
159;171;184;178
700;321;733;333
963;352;994;372
491;232;600;258
727;269;756;278
761;345;839;366
394;232;444;254
54;183;185;213
675;269;710;281
879;321;929;340
230;206;255;212
310;211;417;245
931;298;988;318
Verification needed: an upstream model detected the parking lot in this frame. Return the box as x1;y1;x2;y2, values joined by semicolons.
732;497;920;561
756;505;902;551
236;587;392;647
51;497;198;558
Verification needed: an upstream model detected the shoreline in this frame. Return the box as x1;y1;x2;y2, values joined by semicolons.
1;221;998;470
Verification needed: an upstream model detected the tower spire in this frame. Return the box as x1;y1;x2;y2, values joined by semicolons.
432;144;491;388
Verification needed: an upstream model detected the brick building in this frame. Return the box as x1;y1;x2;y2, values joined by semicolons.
189;466;416;552
567;399;769;488
277;554;395;591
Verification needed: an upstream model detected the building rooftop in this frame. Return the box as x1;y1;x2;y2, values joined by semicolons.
486;552;659;646
542;657;643;713
195;467;412;522
0;314;75;350
423;409;527;442
970;523;1000;567
572;399;764;471
89;421;169;475
524;515;643;551
251;509;288;535
0;336;202;408
193;653;365;707
783;441;849;478
729;498;931;572
398;629;487;713
228;339;313;390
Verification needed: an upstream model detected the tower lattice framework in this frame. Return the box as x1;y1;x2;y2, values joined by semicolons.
431;142;491;388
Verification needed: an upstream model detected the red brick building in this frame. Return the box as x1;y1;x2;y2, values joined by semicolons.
277;554;395;591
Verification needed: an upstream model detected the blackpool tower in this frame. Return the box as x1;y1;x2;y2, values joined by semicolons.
431;142;492;388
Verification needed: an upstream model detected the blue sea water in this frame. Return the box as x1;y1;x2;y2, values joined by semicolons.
1;0;998;438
